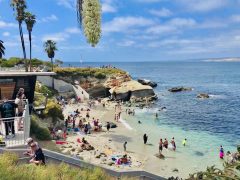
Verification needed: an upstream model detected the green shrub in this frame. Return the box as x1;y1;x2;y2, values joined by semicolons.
237;145;240;153
55;67;126;80
94;72;106;79
0;57;24;67
30;115;51;141
35;82;57;97
43;100;64;125
0;57;53;68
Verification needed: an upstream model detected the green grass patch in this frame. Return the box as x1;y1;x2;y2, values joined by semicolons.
0;152;112;180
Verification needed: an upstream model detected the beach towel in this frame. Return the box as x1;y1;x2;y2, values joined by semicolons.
77;138;81;144
56;141;68;145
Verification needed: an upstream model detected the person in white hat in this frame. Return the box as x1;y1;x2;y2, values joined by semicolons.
23;137;39;157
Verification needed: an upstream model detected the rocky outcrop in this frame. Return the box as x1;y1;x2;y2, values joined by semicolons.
168;87;193;92
138;79;157;88
87;85;110;98
109;80;156;101
197;93;210;99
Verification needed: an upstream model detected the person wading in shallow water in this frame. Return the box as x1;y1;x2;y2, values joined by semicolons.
123;141;127;151
143;134;148;144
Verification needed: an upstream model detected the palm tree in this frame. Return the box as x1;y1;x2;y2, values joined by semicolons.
44;40;57;88
24;12;36;72
0;40;5;59
76;0;101;47
11;0;27;71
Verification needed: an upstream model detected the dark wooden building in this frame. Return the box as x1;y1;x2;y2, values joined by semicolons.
0;72;55;104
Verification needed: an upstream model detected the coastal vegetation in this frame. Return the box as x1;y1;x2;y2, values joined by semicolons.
30;115;51;141
55;67;127;80
0;152;111;180
34;82;63;126
0;57;52;68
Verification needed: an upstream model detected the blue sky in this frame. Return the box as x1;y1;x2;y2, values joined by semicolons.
1;0;240;62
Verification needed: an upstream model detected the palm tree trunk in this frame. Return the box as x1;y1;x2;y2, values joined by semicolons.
51;57;54;89
28;31;32;72
51;57;53;72
18;21;27;72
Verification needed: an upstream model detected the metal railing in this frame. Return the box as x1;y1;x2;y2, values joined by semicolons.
0;99;30;148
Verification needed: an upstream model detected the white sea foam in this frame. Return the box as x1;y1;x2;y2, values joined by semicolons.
209;94;227;99
119;118;133;130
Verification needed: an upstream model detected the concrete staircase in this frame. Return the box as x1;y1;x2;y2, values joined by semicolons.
72;85;89;100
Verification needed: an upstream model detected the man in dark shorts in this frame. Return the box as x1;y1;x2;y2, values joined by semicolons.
159;139;163;153
106;122;110;132
29;142;45;165
0;99;18;138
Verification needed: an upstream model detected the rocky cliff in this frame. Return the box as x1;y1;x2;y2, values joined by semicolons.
54;68;157;102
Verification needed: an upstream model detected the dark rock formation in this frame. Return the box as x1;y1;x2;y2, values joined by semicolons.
197;93;210;99
168;87;193;92
138;79;157;88
87;85;110;98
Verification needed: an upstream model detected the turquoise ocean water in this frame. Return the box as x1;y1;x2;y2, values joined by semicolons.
64;61;240;172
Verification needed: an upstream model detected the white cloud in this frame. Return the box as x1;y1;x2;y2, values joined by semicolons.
102;3;117;13
103;16;154;33
118;40;135;47
147;25;177;35
40;14;58;23
178;0;228;12
57;0;75;9
231;15;240;23
2;32;10;37
149;8;172;17
144;30;240;56
168;18;196;27
0;20;17;28
42;32;69;42
147;18;196;35
65;27;81;34
4;41;19;47
137;0;163;3
41;27;81;42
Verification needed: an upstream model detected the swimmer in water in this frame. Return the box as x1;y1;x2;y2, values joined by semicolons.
182;138;187;146
219;145;224;159
138;121;142;124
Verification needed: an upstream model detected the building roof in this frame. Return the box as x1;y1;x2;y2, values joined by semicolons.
0;71;56;77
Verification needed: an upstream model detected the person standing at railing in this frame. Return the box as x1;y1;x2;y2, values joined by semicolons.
0;98;18;138
15;89;26;131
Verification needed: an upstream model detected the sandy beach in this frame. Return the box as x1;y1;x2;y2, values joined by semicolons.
55;99;209;179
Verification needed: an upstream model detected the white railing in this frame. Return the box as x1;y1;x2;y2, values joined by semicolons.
0;99;30;147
